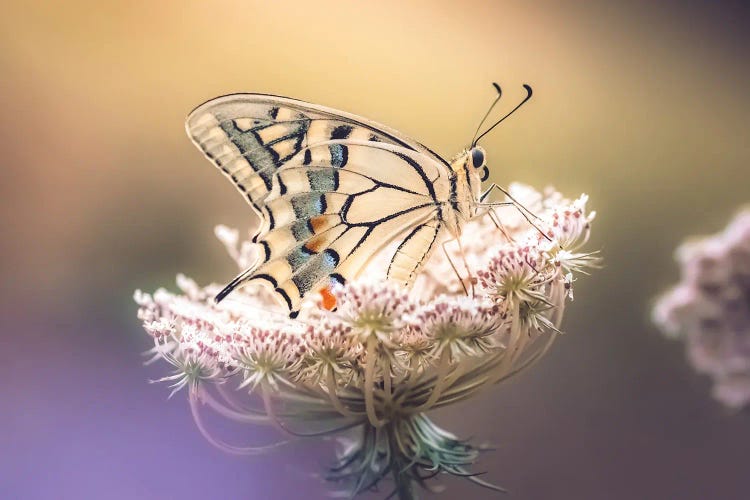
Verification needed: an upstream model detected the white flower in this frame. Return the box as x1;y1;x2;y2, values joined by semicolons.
408;295;502;362
713;374;750;411
540;194;599;274
331;280;417;346
653;207;750;409
297;320;357;385
135;183;598;497
148;320;227;397
233;325;303;392
478;245;548;305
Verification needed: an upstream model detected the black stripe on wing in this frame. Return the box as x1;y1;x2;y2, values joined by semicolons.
187;92;451;170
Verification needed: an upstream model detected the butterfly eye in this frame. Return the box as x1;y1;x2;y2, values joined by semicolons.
470;147;485;169
480;166;489;182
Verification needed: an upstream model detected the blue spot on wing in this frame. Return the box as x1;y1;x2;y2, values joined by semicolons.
290;219;313;241
287;245;315;271
218;120;275;191
290;248;340;296
322;249;340;268
329;144;348;168
307;170;338;192
291;193;327;218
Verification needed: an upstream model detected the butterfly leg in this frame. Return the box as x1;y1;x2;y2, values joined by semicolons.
456;236;477;295
441;237;473;296
477;205;516;244
479;183;551;241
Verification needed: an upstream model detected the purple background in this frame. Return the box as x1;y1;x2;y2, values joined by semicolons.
2;1;750;498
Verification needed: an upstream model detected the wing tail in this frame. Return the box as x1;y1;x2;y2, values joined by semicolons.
215;267;255;303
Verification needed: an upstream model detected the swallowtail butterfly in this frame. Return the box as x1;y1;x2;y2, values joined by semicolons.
186;85;532;316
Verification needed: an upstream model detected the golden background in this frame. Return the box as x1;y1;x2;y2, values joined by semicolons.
2;1;749;498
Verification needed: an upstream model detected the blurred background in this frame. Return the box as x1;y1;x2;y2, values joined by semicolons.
2;1;749;498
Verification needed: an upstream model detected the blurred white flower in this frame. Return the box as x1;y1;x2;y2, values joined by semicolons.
135;183;598;497
652;207;750;410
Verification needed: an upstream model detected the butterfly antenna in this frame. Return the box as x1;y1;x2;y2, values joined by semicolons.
472;84;533;147
469;82;503;147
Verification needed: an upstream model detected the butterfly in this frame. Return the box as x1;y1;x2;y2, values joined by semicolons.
186;84;532;317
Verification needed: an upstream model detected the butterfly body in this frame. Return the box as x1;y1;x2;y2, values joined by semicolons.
187;94;490;316
446;148;487;235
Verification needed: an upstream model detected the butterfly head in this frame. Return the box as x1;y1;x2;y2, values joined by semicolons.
450;146;489;222
469;146;490;182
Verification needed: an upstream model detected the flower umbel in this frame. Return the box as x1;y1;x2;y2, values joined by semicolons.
135;183;598;498
653;207;750;410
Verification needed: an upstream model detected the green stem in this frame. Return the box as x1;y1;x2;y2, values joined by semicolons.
364;337;387;427
392;465;417;500
389;422;418;500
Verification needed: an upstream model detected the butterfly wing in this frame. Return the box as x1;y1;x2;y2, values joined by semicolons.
186;95;453;314
186;93;449;224
218;140;449;315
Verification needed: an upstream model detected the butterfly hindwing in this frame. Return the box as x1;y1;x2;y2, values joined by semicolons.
224;141;450;313
245;205;440;314
387;219;443;286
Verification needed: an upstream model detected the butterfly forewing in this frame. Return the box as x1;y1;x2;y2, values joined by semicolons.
186;94;449;216
187;94;456;315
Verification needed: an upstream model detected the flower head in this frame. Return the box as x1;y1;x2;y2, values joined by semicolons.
478;245;548;304
135;183;598;496
540;194;599;273
297;319;357;385
331;280;417;346
653;207;750;410
408;295;501;362
233;325;304;392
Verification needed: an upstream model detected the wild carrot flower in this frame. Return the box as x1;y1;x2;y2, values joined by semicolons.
653;207;750;410
135;183;598;498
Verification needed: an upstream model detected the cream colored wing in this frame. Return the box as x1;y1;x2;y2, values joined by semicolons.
185;93;450;220
215;140;451;316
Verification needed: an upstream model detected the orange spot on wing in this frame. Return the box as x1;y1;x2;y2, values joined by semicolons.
309;215;328;233
304;234;325;253
319;286;337;311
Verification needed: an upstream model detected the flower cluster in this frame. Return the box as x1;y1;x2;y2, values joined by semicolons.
135;183;598;498
653;207;750;410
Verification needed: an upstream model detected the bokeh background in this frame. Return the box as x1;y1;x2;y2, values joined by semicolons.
2;1;749;498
